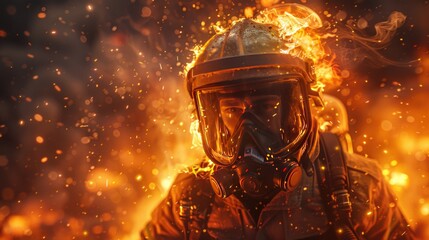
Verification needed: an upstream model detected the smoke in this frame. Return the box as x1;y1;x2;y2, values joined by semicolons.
352;11;406;46
330;11;419;68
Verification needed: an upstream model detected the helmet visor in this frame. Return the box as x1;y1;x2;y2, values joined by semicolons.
195;78;309;165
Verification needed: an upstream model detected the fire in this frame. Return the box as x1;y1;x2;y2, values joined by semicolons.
190;119;203;149
185;4;340;93
254;4;339;91
184;159;216;176
183;45;204;81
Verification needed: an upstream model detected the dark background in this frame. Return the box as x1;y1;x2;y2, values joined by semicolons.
0;0;428;239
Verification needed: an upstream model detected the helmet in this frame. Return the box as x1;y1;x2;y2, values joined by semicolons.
187;18;320;165
186;15;322;198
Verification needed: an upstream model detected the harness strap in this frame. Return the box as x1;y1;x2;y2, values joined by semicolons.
179;175;214;240
318;132;361;240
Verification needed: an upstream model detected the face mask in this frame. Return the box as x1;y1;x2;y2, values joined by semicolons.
209;116;303;198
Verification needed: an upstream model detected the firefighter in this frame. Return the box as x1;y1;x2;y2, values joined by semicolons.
142;5;414;240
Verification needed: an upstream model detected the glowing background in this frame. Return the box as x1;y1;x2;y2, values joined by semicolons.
0;0;428;239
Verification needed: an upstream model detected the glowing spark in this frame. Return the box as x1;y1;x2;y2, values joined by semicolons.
141;7;151;17
151;168;159;176
41;157;48;163
148;182;156;190
36;136;44;144
86;5;93;12
37;12;46;19
80;137;90;144
34;114;43;122
54;84;61;92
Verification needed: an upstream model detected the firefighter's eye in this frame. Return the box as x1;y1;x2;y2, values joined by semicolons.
223;107;244;114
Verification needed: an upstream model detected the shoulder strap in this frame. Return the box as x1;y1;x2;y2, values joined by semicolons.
179;173;215;240
317;132;360;240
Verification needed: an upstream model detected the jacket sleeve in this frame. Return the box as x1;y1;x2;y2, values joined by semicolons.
346;154;415;240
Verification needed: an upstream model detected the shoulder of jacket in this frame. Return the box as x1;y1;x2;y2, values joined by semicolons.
169;172;212;200
345;153;383;182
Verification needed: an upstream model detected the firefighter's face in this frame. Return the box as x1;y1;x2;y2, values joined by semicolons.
219;95;281;135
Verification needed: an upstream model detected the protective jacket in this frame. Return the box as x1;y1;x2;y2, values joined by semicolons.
142;149;413;240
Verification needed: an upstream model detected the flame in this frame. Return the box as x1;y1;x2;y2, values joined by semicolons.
190;119;203;149
254;4;340;90
183;45;203;81
184;159;215;176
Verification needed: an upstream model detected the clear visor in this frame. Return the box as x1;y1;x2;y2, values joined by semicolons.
195;78;309;165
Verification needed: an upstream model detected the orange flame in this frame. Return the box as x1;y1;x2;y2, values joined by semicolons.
254;4;339;91
189;119;203;149
183;45;203;81
183;159;215;176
